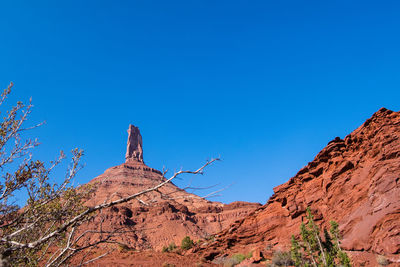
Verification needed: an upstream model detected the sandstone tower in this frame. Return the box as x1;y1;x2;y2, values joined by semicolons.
125;124;144;163
86;124;260;252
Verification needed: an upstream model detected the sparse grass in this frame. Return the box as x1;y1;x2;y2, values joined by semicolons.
231;253;246;263
212;252;252;267
270;251;293;266
162;242;177;253
246;251;253;259
204;234;215;241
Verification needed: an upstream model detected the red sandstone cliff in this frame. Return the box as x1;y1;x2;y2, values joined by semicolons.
84;124;260;252
198;108;400;266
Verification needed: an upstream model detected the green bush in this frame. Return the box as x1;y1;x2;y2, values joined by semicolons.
290;208;351;267
181;236;194;250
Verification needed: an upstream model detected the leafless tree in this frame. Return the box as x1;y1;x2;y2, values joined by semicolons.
0;83;219;266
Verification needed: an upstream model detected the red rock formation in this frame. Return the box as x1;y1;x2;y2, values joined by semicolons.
198;108;400;266
83;250;218;267
85;125;260;251
125;124;144;163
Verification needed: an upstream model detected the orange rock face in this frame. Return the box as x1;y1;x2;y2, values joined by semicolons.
199;108;400;266
84;125;260;252
84;250;218;267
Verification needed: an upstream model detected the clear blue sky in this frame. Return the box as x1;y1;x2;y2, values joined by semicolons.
1;1;400;204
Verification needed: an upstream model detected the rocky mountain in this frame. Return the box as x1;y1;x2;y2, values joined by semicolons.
198;108;400;266
84;125;260;251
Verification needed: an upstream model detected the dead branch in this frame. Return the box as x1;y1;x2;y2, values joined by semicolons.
1;158;220;254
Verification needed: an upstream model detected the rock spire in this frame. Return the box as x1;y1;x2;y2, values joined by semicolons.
125;124;143;163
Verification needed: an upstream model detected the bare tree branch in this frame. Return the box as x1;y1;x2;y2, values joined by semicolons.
1;157;220;255
0;83;222;266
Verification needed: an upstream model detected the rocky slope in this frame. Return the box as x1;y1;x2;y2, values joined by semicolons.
198;108;400;266
84;125;260;251
81;250;218;267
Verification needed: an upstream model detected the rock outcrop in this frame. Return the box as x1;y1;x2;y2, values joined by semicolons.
85;125;260;251
198;108;400;266
125;124;144;163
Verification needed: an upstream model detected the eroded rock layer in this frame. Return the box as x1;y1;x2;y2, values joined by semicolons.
85;125;260;251
198;108;400;266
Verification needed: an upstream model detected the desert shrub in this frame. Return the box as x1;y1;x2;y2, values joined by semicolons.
204;234;215;241
211;256;226;265
168;242;177;251
162;242;177;253
231;253;246;263
377;255;389;266
181;236;194;250
271;251;293;266
246;251;253;259
219;253;253;267
117;243;131;253
223;258;240;267
212;254;247;267
162;263;175;267
290;208;351;267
